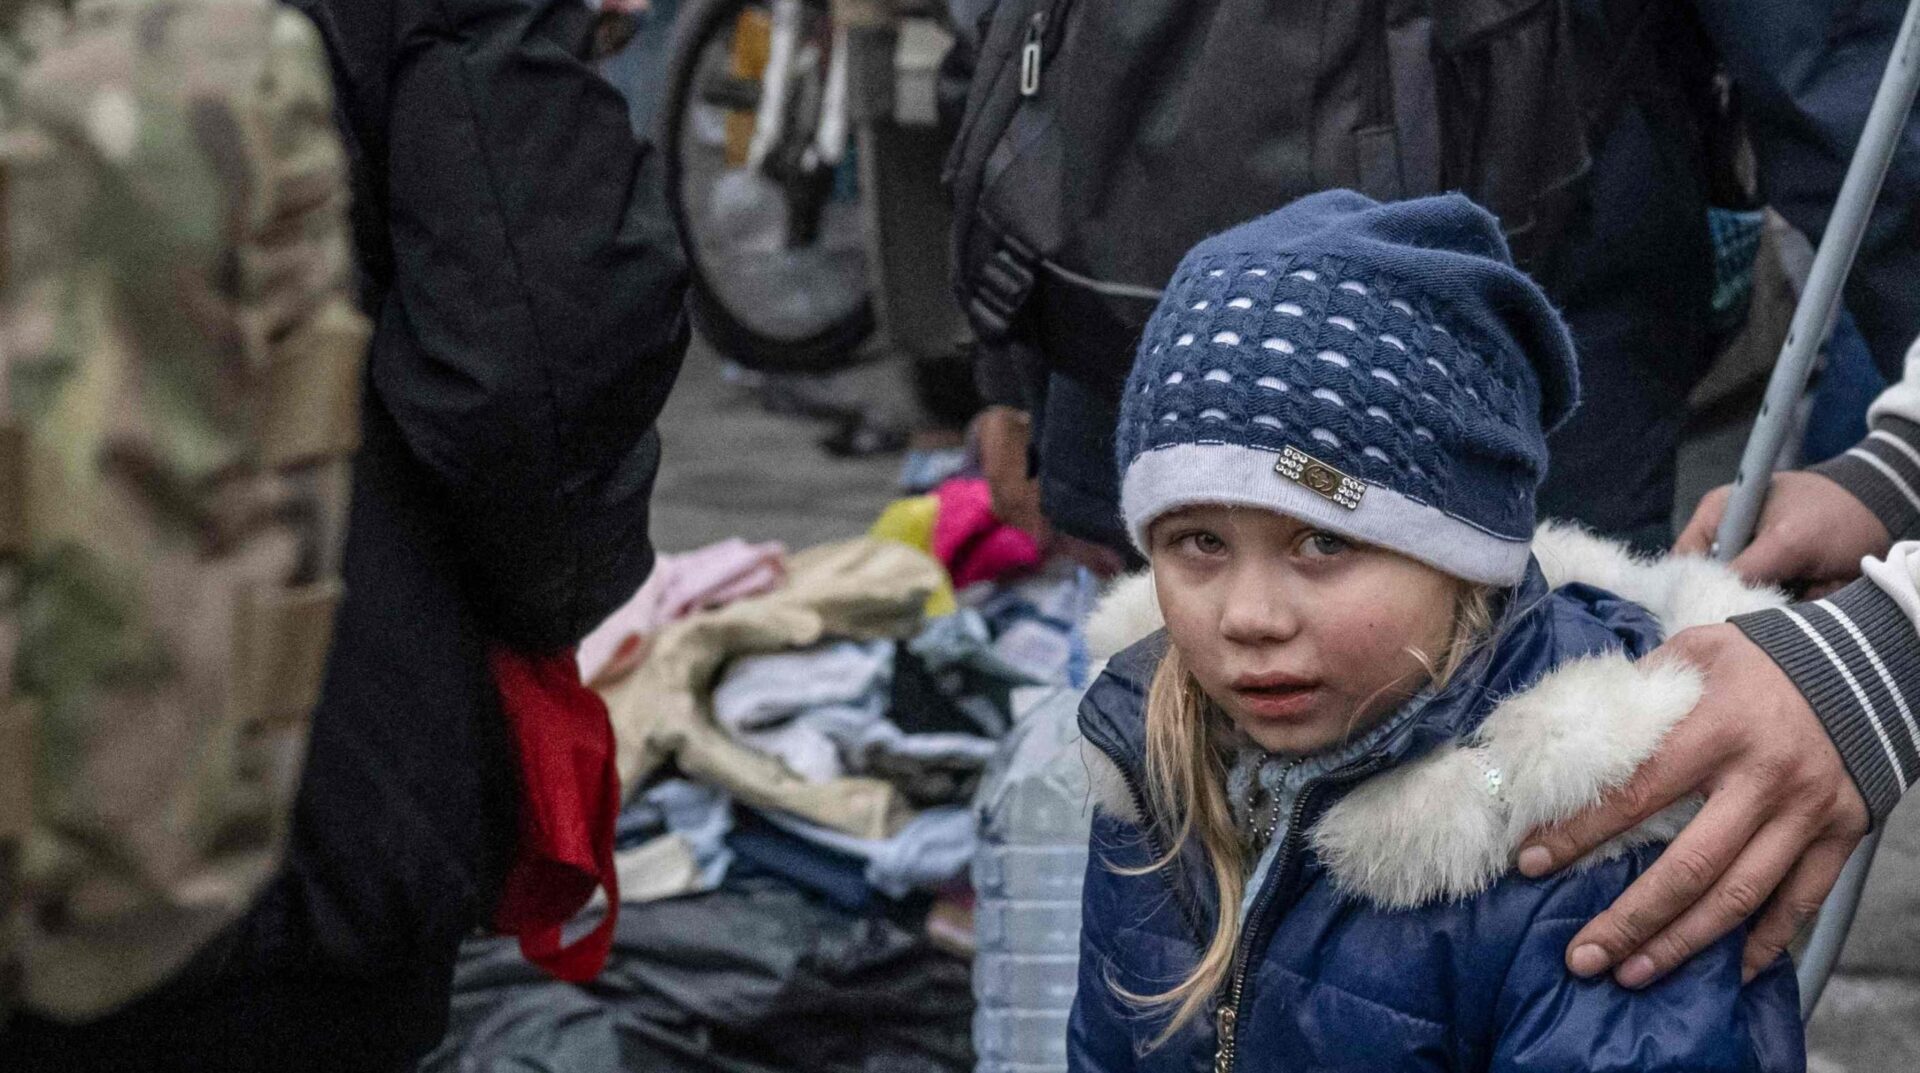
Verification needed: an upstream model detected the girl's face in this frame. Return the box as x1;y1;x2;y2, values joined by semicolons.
1148;505;1461;755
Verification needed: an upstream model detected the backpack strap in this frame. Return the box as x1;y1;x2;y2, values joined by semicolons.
967;227;1038;344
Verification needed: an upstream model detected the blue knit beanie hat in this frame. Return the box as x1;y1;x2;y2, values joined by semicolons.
1117;190;1579;585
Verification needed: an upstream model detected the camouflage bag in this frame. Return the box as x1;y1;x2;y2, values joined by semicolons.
0;0;366;1022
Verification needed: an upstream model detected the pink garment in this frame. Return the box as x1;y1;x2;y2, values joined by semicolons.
931;478;1043;588
579;538;787;684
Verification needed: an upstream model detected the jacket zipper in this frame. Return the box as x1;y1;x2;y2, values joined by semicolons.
1213;754;1391;1073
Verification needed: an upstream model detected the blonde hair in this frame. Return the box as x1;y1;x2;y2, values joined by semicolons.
1116;581;1497;1045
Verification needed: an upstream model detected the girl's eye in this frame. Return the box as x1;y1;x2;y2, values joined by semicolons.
1304;531;1350;557
1183;531;1227;556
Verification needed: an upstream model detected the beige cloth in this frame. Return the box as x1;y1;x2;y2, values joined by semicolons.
612;835;702;906
599;538;944;841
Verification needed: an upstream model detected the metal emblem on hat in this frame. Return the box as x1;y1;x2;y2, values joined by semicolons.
1276;445;1366;510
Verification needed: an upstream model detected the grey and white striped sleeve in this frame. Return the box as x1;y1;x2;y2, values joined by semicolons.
1813;336;1920;540
1810;415;1920;539
1734;569;1920;824
1727;339;1920;823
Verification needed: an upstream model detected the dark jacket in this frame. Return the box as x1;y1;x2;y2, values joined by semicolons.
237;0;686;1050
1071;539;1806;1072
1003;0;1920;553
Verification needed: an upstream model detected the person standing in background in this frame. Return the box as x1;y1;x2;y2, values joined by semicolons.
2;0;365;1048
956;0;1919;561
3;0;691;1068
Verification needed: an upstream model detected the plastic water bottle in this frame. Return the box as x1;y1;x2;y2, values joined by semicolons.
973;684;1094;1073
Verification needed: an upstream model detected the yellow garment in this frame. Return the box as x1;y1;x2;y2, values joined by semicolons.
599;538;944;840
868;495;956;616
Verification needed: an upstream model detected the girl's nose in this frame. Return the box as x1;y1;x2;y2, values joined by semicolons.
1218;580;1300;646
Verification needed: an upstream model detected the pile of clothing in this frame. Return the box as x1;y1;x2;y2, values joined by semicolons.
428;478;1095;1073
423;881;974;1073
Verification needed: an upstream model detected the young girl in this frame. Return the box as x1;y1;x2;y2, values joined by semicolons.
1071;191;1804;1072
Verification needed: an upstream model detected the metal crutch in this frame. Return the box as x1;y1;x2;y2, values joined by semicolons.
1709;0;1920;1022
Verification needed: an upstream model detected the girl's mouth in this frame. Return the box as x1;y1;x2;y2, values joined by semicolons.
1230;674;1322;721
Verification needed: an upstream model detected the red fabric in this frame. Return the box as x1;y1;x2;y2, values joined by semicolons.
486;645;620;983
932;478;1044;587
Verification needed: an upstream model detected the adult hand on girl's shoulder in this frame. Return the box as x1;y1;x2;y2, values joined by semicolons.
1514;623;1869;988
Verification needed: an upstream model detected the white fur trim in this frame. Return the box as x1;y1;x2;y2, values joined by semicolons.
1086;525;1776;909
1531;520;1788;631
1086;573;1162;663
1312;652;1706;908
1081;736;1143;826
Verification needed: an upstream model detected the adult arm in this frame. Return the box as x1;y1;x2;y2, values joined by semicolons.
369;0;690;650
1671;335;1920;826
1734;554;1920;822
1520;339;1920;990
1517;624;1870;987
1521;88;1920;972
1802;334;1920;543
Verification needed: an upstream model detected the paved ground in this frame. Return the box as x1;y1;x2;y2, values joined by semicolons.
649;339;916;554
1806;793;1920;1070
649;335;1920;1070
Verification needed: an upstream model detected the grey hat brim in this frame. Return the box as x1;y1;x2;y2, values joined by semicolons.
1122;442;1531;586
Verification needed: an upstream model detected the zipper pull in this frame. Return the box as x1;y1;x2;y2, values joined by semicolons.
1020;12;1046;97
1213;1002;1238;1073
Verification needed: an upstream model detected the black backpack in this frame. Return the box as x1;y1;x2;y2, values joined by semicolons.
945;0;1678;409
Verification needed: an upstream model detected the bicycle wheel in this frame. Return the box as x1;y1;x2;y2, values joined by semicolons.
661;0;876;373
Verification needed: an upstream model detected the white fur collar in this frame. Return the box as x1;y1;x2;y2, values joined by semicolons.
1078;522;1788;909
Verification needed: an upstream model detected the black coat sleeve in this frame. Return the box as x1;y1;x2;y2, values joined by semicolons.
366;0;689;650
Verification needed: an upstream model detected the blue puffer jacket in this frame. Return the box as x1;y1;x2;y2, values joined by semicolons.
1071;531;1806;1073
